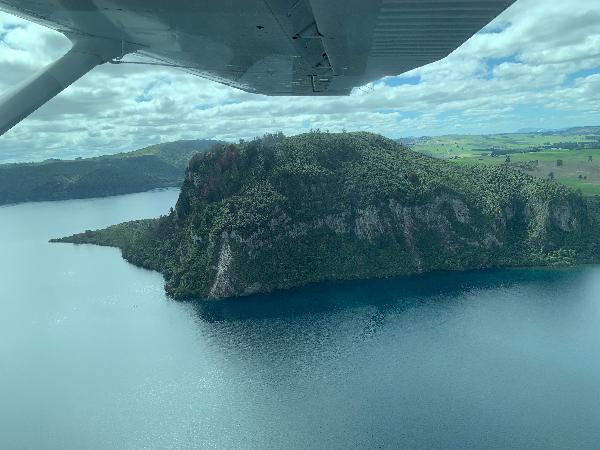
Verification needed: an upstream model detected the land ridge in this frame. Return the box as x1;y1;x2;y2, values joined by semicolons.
53;132;600;299
0;139;222;205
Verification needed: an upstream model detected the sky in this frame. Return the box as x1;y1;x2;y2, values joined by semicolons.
1;0;600;162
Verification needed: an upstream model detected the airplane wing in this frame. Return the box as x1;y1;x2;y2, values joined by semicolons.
0;0;516;136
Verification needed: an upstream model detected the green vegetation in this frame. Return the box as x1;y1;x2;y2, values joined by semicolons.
0;139;221;205
54;132;600;299
407;126;600;196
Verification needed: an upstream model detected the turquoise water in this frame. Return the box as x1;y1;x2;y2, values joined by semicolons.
1;189;600;449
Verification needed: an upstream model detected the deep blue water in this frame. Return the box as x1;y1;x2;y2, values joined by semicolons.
1;189;600;449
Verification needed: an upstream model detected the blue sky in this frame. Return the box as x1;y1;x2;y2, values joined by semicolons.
1;0;600;162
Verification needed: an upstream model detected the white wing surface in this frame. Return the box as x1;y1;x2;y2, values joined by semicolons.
0;0;516;135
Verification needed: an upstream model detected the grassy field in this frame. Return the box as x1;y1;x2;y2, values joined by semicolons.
408;126;600;196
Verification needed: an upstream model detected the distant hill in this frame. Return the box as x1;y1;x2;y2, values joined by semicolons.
54;132;600;299
515;127;557;134
515;126;600;135
397;126;600;143
0;139;222;205
552;126;600;136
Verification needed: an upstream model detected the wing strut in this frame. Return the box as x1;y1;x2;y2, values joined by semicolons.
0;40;117;137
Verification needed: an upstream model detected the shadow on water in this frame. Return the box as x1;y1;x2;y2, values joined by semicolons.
188;266;584;324
179;266;595;375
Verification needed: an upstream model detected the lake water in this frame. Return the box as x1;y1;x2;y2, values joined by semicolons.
1;189;600;449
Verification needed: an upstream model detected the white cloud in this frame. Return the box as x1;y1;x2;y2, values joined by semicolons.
1;0;600;162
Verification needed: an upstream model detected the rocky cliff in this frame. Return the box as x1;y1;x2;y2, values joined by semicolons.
53;132;600;299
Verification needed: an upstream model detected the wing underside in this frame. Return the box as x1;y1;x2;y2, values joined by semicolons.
136;0;516;95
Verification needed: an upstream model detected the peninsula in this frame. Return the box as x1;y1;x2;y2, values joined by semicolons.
53;132;600;299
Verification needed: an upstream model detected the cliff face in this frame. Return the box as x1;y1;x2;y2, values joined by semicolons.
54;132;599;299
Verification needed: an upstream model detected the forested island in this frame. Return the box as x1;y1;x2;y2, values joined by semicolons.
0;139;220;205
53;132;600;299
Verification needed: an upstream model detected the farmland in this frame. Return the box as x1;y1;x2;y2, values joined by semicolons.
407;126;600;196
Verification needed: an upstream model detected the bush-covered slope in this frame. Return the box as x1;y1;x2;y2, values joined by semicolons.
53;132;600;299
0;139;221;205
